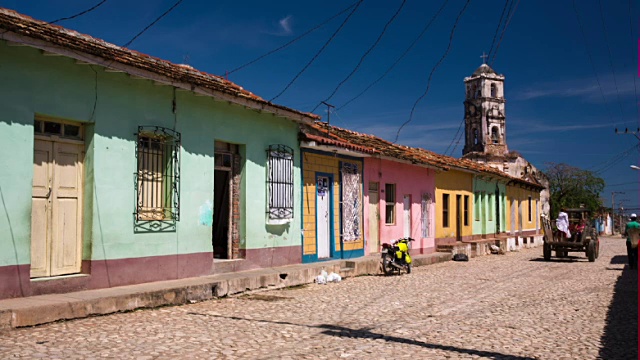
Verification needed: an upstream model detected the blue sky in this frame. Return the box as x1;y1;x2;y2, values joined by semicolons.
2;0;639;213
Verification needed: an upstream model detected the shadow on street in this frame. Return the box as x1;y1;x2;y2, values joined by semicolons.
598;257;638;359
188;313;536;360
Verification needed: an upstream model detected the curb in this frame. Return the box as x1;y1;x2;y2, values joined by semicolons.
0;252;452;329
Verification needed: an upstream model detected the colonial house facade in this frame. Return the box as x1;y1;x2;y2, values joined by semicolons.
0;8;318;299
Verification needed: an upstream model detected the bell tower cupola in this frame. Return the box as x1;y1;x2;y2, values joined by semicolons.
462;56;508;158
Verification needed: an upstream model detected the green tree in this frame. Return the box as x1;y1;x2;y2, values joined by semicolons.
543;162;605;219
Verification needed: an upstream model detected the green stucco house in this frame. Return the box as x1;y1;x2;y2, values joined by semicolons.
0;8;318;299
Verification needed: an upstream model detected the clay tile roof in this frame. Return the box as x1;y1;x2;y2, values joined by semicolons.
301;123;545;190
0;7;320;122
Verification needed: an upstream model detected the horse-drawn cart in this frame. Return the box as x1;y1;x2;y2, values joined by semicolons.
541;208;600;262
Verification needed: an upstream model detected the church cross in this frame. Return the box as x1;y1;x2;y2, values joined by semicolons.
480;52;488;64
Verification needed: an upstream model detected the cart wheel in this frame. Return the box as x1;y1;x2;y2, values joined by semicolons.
587;241;596;262
543;243;551;261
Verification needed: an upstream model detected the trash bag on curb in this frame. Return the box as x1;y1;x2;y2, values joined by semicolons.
452;253;469;261
326;272;341;283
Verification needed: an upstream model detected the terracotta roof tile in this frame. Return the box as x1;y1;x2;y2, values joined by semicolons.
0;7;320;122
301;122;544;189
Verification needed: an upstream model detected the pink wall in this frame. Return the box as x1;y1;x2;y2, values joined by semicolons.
364;157;437;255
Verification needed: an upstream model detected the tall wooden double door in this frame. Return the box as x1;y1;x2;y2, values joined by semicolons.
30;138;84;278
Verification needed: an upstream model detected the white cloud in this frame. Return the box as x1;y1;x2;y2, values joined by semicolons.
514;72;638;102
279;15;292;34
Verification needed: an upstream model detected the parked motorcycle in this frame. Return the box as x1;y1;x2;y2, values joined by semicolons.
381;237;414;275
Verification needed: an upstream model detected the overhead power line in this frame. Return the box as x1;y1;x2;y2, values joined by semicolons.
394;0;472;143
444;118;465;156
487;0;509;60
591;143;640;174
597;0;626;124
123;0;185;48
310;0;407;113
269;0;364;103
337;0;449;111
571;0;614;124
489;0;519;66
227;2;359;75
49;0;108;24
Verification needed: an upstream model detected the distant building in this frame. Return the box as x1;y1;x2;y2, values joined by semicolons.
461;63;550;217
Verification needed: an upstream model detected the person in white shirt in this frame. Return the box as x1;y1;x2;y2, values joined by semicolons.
556;209;571;239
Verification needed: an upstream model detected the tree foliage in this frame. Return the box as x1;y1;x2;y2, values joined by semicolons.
542;162;605;219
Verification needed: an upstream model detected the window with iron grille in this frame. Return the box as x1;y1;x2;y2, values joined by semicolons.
341;162;362;241
135;126;180;221
267;145;294;222
385;184;396;224
442;193;450;228
421;193;431;238
528;196;532;222
464;195;469;226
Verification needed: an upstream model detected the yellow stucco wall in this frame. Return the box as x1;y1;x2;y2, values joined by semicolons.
506;185;540;233
435;169;474;239
302;152;364;256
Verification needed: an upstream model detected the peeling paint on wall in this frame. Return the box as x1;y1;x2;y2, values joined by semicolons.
199;200;213;226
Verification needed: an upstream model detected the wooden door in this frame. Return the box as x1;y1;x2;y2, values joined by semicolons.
317;175;331;259
31;139;83;277
368;182;380;253
456;195;462;242
403;195;411;238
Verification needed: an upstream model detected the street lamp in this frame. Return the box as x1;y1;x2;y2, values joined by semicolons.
631;165;640;170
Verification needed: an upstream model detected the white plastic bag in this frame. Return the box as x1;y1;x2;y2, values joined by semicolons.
326;272;342;283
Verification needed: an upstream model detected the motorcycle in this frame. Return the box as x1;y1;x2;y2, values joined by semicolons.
381;237;414;275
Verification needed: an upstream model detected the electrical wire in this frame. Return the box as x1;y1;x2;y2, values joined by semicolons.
336;0;449;111
310;0;407;113
448;121;466;157
444;117;465;156
123;0;185;48
597;0;626;124
572;0;615;124
227;2;359;75
269;0;364;103
393;0;472;143
49;0;108;24
489;0;519;66
592;143;640;174
487;0;509;60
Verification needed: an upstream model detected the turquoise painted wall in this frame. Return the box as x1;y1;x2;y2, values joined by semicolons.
472;178;506;235
0;40;302;266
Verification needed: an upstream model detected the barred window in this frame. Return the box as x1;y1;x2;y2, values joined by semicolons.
267;145;294;222
135;126;180;221
442;193;450;228
341;162;362;241
464;195;469;226
421;193;431;238
385;184;396;224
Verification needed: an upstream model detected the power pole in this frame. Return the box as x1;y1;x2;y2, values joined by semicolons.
612;191;624;234
321;101;335;126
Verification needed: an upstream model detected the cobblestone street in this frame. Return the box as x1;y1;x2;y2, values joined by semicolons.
0;236;636;359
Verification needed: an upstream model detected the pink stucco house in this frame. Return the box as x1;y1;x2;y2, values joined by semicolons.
312;124;450;255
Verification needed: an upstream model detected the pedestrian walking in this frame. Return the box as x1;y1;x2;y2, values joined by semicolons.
623;213;640;269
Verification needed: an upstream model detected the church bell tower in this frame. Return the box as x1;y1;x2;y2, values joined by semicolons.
462;57;508;158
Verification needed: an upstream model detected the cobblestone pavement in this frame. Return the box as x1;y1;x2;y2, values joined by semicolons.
0;236;636;359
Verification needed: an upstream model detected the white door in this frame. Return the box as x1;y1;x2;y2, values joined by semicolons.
403;195;411;238
31;139;84;277
368;182;380;253
317;176;331;259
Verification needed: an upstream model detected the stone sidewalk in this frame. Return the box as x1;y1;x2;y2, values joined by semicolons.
0;251;452;329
